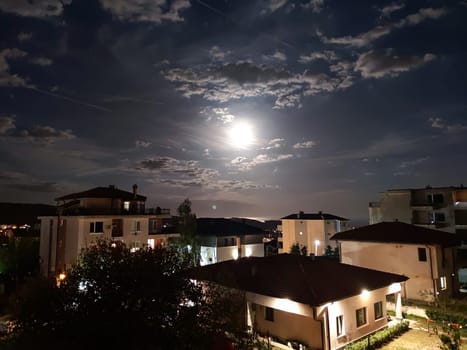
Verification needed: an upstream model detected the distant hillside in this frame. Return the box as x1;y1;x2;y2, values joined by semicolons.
0;202;56;225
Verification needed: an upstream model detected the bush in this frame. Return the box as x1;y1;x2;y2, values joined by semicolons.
426;309;467;326
344;321;409;350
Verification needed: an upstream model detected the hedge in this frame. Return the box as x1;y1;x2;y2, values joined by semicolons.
426;309;467;327
343;321;409;350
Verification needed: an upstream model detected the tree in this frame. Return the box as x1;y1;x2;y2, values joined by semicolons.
290;243;307;256
174;198;199;264
8;239;256;350
324;245;339;259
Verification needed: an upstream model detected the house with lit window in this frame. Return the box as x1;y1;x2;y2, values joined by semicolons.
197;218;266;266
331;222;461;302
280;211;350;255
189;254;407;350
39;185;178;277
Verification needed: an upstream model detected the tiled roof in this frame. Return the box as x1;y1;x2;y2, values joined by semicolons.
281;212;348;221
55;186;146;201
197;218;265;237
331;221;461;247
188;254;407;306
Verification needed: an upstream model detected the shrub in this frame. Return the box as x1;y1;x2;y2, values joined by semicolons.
343;321;409;350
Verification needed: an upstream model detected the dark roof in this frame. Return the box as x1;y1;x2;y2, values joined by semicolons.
331;221;461;247
0;203;56;224
55;186;146;201
281;212;348;221
188;254;407;306
197;218;265;237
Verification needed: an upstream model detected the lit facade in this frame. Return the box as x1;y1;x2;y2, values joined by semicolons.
280;211;350;255
39;185;178;276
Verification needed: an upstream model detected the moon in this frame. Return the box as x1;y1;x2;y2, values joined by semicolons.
227;121;254;149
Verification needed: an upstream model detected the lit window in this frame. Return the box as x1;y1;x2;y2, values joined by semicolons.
440;276;447;290
356;307;367;327
123;201;130;211
265;307;274;322
374;301;383;320
336;315;344;336
90;221;104;233
147;239;155;249
130;241;141;252
418;247;427;262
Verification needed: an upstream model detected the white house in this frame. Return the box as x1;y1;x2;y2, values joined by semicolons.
197;218;265;266
190;254;407;350
331;221;460;302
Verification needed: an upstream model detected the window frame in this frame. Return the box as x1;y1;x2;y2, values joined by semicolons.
265;307;275;322
374;301;383;320
89;221;104;234
356;307;367;328
440;276;447;290
418;247;427;262
336;315;344;336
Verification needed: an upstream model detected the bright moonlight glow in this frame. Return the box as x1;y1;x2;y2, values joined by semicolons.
228;121;254;148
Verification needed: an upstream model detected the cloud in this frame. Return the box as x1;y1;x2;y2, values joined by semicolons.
269;51;287;61
0;116;16;134
263;0;288;13
262;138;285;150
301;0;325;13
323;7;447;47
298;50;337;64
0;116;75;144
29;56;53;66
135;140;151;148
429;117;467;133
293;140;316;149
229;153;293;171
17;32;33;41
136;156;271;191
400;157;429;168
209;46;232;62
355;49;436;78
0;0;64;17
0;48;28;87
6;182;58;193
100;0;191;23
200;107;236;124
164;61;351;108
380;3;405;17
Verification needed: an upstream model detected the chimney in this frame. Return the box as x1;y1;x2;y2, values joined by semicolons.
298;211;304;218
132;184;138;198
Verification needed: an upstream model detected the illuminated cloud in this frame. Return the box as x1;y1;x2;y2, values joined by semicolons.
0;0;64;17
355;50;436;78
100;0;191;23
293;140;316;149
323;7;447;47
0;48;28;87
429;117;467;133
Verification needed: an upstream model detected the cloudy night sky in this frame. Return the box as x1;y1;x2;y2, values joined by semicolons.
1;0;466;221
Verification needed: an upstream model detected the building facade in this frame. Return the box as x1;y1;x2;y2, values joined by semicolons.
197;218;265;266
39;185;178;277
280;211;350;255
332;222;460;302
369;186;467;240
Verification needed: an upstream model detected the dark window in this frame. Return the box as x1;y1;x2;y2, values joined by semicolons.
90;221;104;233
356;307;367;327
434;212;445;222
433;194;444;204
374;301;383;320
336;315;344;336
265;307;274;322
224;238;229;246
418;247;427;262
231;238;236;246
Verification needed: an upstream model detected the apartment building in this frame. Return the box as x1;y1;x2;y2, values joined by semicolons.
39;185;178;277
369;186;467;239
279;211;350;255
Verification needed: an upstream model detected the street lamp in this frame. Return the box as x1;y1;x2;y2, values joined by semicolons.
314;240;320;256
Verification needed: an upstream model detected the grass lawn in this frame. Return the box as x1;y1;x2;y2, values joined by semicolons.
379;328;467;350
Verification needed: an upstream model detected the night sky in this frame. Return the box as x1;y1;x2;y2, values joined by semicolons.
1;0;466;221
